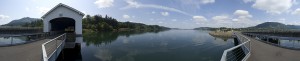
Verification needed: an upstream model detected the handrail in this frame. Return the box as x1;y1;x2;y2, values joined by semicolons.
221;33;251;61
42;33;66;61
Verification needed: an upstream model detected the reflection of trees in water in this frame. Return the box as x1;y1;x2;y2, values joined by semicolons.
83;32;118;46
83;30;166;46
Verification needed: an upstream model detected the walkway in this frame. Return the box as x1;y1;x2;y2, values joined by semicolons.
0;35;59;61
241;34;300;61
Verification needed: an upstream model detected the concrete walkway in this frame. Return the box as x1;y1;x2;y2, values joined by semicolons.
0;39;51;61
243;34;300;61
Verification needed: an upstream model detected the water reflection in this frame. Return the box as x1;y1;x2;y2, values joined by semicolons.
95;48;113;61
81;30;235;61
0;35;38;46
83;30;165;46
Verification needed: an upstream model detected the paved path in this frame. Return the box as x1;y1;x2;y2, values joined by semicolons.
0;39;51;61
241;34;300;61
0;34;64;61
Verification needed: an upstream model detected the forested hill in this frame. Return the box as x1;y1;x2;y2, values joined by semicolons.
248;22;300;29
82;15;170;32
3;17;41;26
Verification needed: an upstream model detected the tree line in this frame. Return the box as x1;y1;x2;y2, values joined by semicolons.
82;15;170;32
22;19;43;27
22;14;170;32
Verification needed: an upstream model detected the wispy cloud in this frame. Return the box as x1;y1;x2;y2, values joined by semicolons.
123;14;131;19
0;14;11;25
193;10;261;28
25;7;30;11
36;7;50;15
179;0;215;8
161;12;169;16
121;0;192;16
0;15;10;19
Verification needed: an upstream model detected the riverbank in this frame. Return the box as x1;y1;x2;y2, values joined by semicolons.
208;31;234;38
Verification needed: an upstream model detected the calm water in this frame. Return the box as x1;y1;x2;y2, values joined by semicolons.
0;36;30;46
279;40;300;48
80;30;235;61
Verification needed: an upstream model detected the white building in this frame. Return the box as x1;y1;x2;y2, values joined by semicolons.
42;3;84;36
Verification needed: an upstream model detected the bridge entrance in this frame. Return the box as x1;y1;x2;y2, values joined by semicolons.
50;17;75;33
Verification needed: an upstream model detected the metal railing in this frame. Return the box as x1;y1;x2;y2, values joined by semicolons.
221;33;251;61
42;33;66;61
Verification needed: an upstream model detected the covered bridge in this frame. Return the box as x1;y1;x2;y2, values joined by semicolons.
42;3;84;36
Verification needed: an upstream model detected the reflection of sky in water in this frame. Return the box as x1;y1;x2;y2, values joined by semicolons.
95;49;113;61
280;40;300;48
0;36;28;45
81;30;235;61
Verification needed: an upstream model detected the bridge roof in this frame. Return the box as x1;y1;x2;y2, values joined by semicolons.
41;3;85;18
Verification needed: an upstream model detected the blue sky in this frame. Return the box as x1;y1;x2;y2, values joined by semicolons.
0;0;300;29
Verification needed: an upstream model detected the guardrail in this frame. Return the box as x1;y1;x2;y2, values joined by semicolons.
221;33;251;61
42;33;66;61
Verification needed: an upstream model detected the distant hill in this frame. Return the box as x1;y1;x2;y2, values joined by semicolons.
250;22;287;28
3;17;40;26
194;27;213;30
249;22;300;29
194;22;300;30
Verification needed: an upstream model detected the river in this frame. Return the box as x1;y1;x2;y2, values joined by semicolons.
78;30;235;61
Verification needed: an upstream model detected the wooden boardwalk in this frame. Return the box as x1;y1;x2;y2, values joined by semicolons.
241;34;300;61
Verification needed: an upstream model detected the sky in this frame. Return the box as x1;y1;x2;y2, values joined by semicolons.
0;0;300;29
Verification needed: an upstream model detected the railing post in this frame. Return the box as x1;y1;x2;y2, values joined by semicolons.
249;40;251;53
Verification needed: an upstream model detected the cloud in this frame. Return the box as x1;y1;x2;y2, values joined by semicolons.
151;11;156;14
36;7;50;15
194;10;261;28
201;0;215;4
25;7;30;11
172;19;177;21
212;15;230;21
210;15;260;28
0;15;10;19
251;0;293;14
161;12;169;16
234;10;252;18
292;8;300;15
277;18;286;23
232;18;239;22
179;0;215;8
158;21;163;23
243;0;254;3
0;15;11;25
123;14;130;19
94;0;114;8
121;0;191;16
193;16;207;22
